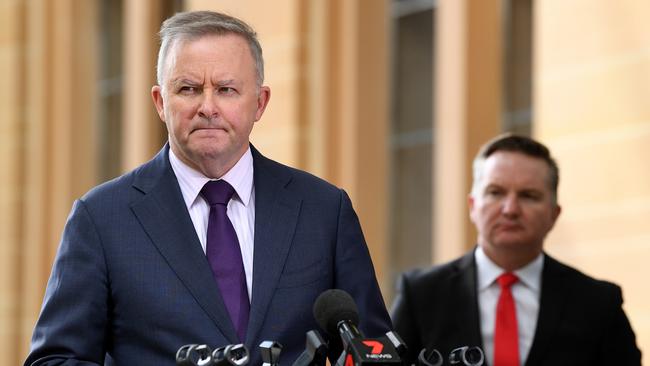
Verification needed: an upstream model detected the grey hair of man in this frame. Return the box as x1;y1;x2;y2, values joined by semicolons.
156;10;264;91
471;133;560;205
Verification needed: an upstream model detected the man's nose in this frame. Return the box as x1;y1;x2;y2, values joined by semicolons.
197;92;219;119
502;194;522;216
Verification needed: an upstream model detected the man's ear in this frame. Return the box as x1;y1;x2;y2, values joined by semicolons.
549;204;562;229
151;85;166;122
254;86;271;122
468;193;477;224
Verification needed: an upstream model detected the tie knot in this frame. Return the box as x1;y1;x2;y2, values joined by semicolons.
497;272;519;289
201;180;235;206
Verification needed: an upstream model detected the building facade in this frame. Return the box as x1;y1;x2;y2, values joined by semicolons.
1;0;648;363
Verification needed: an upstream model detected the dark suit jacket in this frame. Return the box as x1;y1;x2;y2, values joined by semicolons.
391;249;641;366
25;145;392;366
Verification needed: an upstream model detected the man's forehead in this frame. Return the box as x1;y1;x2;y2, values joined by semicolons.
172;33;249;54
481;152;550;184
164;35;254;77
484;151;547;169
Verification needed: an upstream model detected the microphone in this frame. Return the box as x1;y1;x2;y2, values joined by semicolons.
313;289;403;365
212;344;250;365
259;340;283;366
175;343;249;366
291;330;328;366
313;289;361;349
177;344;213;366
418;348;443;366
448;346;484;366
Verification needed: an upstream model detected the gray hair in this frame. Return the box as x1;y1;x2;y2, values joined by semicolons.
156;11;264;88
471;133;560;204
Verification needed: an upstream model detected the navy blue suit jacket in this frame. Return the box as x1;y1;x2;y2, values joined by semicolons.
391;250;641;366
25;145;392;365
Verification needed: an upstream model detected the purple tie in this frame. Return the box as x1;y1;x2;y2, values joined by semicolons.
201;180;250;341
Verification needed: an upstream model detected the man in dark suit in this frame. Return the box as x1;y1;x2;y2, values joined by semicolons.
25;11;391;366
391;134;641;366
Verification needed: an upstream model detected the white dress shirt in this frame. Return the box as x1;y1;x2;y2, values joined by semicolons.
169;147;255;298
475;247;543;366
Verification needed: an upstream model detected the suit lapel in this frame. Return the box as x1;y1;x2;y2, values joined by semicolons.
455;250;484;349
525;255;569;366
245;146;302;349
130;146;239;343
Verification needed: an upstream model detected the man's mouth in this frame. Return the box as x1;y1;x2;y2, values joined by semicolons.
496;222;522;231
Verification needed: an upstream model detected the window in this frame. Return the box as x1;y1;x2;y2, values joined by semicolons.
389;0;435;287
97;0;124;180
502;0;533;135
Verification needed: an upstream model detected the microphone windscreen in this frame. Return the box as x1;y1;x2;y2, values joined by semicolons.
312;289;360;335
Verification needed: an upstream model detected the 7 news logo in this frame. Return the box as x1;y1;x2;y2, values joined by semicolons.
361;340;393;359
344;338;401;365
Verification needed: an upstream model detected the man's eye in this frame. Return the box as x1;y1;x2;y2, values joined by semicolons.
486;189;503;197
179;86;199;94
218;87;236;94
521;191;542;201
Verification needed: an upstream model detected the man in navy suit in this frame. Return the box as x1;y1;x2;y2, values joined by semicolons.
25;11;391;366
392;134;641;366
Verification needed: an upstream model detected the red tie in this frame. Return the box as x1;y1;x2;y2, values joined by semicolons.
494;272;520;366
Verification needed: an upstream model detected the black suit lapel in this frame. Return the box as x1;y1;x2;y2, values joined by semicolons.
245;146;302;349
524;255;569;366
456;250;484;350
130;146;239;343
424;251;483;356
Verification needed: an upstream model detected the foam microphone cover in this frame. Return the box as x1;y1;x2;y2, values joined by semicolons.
312;289;360;335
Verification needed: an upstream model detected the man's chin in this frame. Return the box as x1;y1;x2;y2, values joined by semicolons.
491;235;529;249
197;146;226;157
194;144;247;163
187;139;229;157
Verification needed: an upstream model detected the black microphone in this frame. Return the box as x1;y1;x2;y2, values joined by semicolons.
313;289;403;366
313;289;361;349
291;330;328;366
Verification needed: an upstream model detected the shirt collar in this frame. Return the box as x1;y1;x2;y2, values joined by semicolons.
169;147;254;208
475;246;544;292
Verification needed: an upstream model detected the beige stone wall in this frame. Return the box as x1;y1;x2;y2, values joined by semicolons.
534;0;650;357
1;1;100;363
122;0;171;170
433;0;502;263
0;2;24;363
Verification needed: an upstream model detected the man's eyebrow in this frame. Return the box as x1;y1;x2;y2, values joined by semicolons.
215;79;235;87
519;188;544;195
484;183;503;189
170;78;201;86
